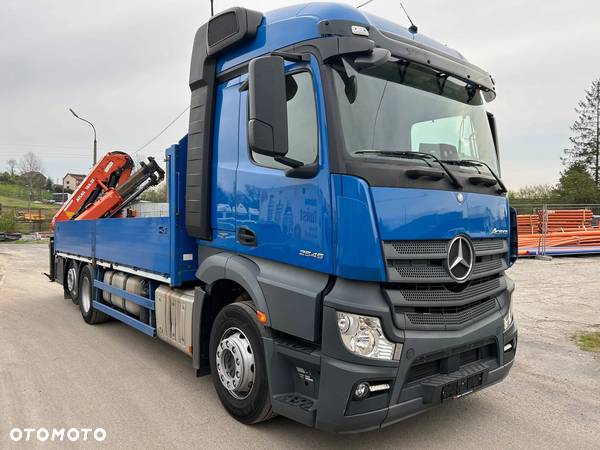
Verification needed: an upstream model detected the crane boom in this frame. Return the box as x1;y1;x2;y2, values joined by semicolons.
51;152;164;230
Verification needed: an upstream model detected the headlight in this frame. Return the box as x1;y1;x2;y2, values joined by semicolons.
503;302;514;331
336;311;400;361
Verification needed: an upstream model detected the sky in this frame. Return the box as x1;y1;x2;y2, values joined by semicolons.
1;0;599;189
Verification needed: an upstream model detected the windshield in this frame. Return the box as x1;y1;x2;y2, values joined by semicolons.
331;58;499;173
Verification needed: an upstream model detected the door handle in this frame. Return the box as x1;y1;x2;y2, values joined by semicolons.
237;226;257;247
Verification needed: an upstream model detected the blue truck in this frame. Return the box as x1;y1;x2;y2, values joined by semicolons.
48;3;518;432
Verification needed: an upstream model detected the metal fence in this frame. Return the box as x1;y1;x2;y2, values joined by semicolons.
513;203;600;216
516;204;600;258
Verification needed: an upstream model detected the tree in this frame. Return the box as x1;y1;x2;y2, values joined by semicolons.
7;159;17;178
562;79;600;187
554;163;600;204
509;184;556;203
18;152;45;205
139;182;167;202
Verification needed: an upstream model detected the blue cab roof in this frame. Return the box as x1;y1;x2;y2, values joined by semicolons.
216;2;466;74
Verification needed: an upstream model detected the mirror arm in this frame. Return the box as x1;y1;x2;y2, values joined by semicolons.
285;162;319;179
274;155;303;168
270;51;310;62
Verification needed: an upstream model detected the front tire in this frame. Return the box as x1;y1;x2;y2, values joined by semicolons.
78;265;108;324
209;301;273;424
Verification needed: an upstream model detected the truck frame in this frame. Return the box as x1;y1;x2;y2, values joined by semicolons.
48;3;518;433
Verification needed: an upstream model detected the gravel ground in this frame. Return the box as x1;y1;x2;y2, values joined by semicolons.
1;243;599;449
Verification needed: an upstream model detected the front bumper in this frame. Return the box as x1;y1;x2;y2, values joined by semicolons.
266;276;517;433
315;307;517;433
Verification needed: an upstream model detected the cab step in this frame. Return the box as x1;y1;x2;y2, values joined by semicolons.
272;393;317;427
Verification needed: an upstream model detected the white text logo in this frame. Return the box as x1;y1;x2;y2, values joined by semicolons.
9;427;107;442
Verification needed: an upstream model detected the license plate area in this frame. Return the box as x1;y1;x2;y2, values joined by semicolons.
441;371;484;401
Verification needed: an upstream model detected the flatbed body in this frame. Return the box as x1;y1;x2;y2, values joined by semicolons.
54;141;197;287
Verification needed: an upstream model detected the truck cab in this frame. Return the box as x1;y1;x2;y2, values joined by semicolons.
186;3;517;430
50;2;518;433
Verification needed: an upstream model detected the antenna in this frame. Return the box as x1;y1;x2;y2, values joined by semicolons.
210;0;214;16
356;0;376;8
400;2;418;35
357;0;419;35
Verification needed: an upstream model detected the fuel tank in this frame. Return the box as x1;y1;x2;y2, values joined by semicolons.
102;270;148;317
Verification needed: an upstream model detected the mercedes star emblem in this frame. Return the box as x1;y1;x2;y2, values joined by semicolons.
447;235;474;282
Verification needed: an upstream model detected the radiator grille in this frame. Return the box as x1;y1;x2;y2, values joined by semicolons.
391;276;501;304
383;238;507;330
390;262;446;279
405;298;497;326
384;238;507;283
473;239;505;253
389;255;506;282
391;240;447;255
473;258;504;275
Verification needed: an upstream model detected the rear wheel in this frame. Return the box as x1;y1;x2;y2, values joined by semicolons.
78;265;108;324
66;260;79;304
209;301;273;424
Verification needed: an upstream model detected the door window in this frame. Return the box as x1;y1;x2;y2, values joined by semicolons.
251;71;318;169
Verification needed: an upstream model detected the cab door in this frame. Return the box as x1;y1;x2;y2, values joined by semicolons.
235;58;332;274
209;76;241;251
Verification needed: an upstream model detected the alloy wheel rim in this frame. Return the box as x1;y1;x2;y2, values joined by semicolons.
80;277;91;313
216;327;255;400
67;267;77;295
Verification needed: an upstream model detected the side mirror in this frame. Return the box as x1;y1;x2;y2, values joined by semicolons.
354;48;391;70
248;55;288;157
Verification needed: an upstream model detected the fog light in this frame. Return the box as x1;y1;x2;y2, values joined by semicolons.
504;342;513;352
368;382;391;393
353;382;370;400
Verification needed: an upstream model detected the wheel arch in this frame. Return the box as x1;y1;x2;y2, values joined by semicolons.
196;252;270;319
193;252;270;375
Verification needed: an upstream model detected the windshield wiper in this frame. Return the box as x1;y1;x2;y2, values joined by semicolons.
442;159;507;193
353;150;462;189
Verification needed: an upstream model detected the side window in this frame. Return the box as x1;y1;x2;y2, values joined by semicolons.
252;71;318;169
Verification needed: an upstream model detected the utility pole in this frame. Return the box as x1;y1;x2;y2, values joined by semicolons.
69;108;98;166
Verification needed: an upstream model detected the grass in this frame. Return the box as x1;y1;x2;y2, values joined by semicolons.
0;182;59;233
0;194;57;210
572;331;600;353
0;182;56;208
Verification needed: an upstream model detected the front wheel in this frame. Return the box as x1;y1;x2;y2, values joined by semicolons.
209;301;274;424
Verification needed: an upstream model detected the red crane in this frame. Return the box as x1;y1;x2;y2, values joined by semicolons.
51;152;164;230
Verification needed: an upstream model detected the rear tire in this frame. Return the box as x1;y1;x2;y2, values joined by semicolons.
209;300;274;424
79;265;108;324
66;260;79;304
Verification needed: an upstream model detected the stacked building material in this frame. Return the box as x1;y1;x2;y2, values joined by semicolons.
543;209;592;232
517;209;600;256
517;214;540;235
